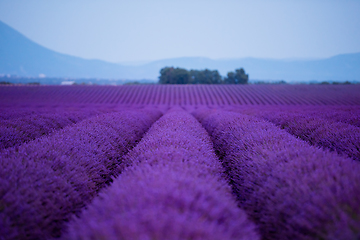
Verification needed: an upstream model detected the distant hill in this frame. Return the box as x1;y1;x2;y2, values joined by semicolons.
136;54;360;82
1;20;359;82
0;21;130;79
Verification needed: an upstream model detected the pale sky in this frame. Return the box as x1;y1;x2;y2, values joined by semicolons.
1;0;360;63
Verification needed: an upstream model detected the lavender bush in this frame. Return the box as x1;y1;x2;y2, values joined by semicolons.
0;108;162;239
0;109;103;150
1;85;360;106
0;108;38;120
225;105;359;124
194;108;360;240
246;109;360;161
63;108;259;240
1;84;360;240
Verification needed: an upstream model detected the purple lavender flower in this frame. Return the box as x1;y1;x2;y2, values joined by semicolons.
0;109;162;239
63;108;259;240
1;84;360;106
230;106;360;161
0;109;103;150
194;108;360;239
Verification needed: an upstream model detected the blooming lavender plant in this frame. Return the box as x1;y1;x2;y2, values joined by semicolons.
63;108;259;240
225;105;360;127
0;109;162;239
247;109;360;161
0;108;38;120
1;83;360;240
0;109;103;150
1;84;360;106
194;108;360;240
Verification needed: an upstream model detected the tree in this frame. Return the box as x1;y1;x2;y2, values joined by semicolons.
189;69;222;84
159;67;190;84
224;71;236;84
159;66;249;84
235;68;248;84
159;67;173;84
173;68;190;84
224;68;249;84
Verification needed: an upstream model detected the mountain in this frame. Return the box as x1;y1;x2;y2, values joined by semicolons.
0;21;130;79
1;20;359;82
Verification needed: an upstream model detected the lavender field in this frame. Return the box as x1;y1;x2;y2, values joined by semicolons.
1;85;360;240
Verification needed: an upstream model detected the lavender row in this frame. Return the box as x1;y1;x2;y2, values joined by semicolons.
228;105;360;128
2;85;360;106
63;108;258;240
0;108;39;120
0;108;110;150
0;106;98;120
0;108;162;240
193;109;360;240
243;109;360;161
286;106;360;128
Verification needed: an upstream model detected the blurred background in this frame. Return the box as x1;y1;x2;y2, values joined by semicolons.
0;0;360;84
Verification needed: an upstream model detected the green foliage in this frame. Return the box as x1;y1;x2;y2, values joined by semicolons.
189;69;222;84
333;81;352;85
224;68;248;84
158;67;248;84
159;67;190;84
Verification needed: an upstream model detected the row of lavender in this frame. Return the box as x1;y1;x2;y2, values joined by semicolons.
60;107;360;239
0;108;162;239
1;85;360;106
0;107;260;240
194;108;360;239
1;106;360;239
0;107;106;150
229;106;360;127
0;104;157;151
62;109;258;240
227;106;360;161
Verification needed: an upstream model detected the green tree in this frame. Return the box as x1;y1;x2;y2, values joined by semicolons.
159;67;174;84
224;68;249;84
189;69;222;84
159;67;190;84
224;71;236;84
159;66;248;84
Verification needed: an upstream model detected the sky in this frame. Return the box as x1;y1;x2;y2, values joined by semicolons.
1;0;360;63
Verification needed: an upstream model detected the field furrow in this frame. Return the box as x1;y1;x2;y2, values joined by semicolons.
193;108;360;240
233;107;360;161
0;108;106;150
0;108;162;239
231;106;360;127
62;108;259;240
1;84;360;240
2;85;360;106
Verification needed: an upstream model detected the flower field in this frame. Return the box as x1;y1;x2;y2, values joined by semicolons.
0;85;360;240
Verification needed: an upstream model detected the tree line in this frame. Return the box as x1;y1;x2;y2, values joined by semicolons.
158;67;249;84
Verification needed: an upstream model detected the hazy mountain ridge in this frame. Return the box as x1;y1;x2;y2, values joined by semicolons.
0;21;130;79
1;20;359;82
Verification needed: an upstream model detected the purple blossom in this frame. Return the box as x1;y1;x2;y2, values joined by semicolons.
193;108;360;239
63;108;259;240
0;109;104;150
0;109;162;239
1;84;360;240
1;85;360;106
229;106;360;161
